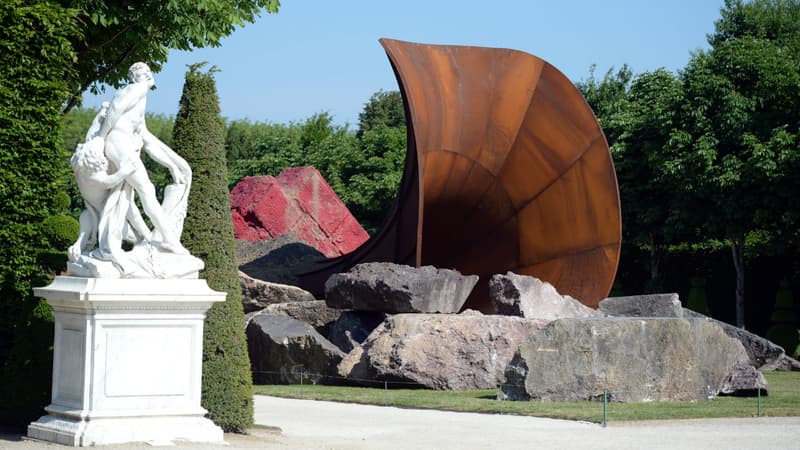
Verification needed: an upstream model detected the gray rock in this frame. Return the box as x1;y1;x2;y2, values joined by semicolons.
720;361;768;396
245;300;342;332
489;272;602;320
338;313;550;390
240;271;317;313
325;263;479;313
326;311;387;353
765;354;800;371
592;294;786;370
682;308;786;369
237;235;327;285
246;315;344;384
598;293;684;318
501;318;748;402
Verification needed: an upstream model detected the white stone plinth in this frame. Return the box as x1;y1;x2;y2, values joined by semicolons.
27;276;225;446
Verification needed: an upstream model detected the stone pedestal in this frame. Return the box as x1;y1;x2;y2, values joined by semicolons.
27;276;225;446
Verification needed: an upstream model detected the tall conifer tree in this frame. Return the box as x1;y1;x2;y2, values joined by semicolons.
172;64;253;431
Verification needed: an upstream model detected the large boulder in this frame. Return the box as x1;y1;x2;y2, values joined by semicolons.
326;311;387;353
768;354;800;371
246;315;344;384
244;300;342;332
720;360;769;396
238;235;327;286
598;293;684;318
682;308;786;369
325;263;479;313
598;294;786;370
240;271;317;313
501;318;748;402
338;312;550;390
489;272;602;320
230;167;369;258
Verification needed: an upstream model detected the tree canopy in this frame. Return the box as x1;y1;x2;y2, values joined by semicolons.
357;89;406;137
61;0;280;113
711;0;800;58
576;0;800;328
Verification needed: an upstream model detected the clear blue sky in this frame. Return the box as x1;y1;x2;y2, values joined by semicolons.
83;0;725;127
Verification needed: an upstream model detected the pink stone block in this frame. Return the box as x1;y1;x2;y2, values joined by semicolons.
230;167;369;257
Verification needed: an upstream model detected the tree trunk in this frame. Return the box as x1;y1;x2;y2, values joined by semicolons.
730;237;746;329
648;233;661;292
650;233;661;285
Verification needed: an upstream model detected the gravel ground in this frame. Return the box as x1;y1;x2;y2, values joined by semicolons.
3;395;799;449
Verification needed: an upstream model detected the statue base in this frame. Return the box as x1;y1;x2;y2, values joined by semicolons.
27;276;225;446
68;240;204;279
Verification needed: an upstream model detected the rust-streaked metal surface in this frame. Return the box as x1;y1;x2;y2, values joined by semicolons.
297;38;621;309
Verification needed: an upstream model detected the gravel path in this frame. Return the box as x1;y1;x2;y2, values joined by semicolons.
2;395;798;449
254;396;800;450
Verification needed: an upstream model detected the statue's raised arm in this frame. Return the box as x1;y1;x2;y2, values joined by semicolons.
142;128;191;185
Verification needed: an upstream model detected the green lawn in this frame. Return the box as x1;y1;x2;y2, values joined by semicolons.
253;371;800;423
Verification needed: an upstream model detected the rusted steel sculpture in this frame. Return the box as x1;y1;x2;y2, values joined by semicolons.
297;38;621;310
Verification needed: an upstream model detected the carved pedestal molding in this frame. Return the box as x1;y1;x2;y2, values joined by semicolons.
27;276;225;446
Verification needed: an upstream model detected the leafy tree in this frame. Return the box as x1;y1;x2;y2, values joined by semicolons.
576;65;634;146
666;1;800;327
357;90;406;137
710;0;800;246
227;121;304;186
225;119;274;162
61;0;281;113
340;126;406;232
61;107;99;153
711;0;800;59
0;0;81;428
613;69;685;292
173;64;253;431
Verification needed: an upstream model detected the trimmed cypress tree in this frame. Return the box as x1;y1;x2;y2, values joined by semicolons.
172;64;254;431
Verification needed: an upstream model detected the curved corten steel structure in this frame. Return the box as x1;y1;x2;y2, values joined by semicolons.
297;38;621;310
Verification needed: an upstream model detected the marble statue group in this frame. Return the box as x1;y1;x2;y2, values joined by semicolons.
67;62;203;278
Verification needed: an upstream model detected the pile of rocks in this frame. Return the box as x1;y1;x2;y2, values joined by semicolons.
243;263;794;401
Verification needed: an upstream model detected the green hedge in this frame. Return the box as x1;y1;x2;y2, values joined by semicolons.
0;1;79;429
173;64;254;431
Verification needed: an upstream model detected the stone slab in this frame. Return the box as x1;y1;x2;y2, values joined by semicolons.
598;293;684;318
325;263;478;313
501;317;748;402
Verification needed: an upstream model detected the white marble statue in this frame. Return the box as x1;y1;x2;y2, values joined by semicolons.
68;62;203;279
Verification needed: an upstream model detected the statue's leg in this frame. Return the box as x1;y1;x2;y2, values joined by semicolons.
106;132;188;255
124;197;151;242
124;166;189;255
68;208;95;262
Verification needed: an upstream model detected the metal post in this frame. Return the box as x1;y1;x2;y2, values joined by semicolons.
300;369;304;386
757;387;761;417
602;390;608;428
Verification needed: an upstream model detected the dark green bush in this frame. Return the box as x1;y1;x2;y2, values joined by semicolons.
0;1;79;429
52;191;72;213
173;64;254;432
40;214;79;249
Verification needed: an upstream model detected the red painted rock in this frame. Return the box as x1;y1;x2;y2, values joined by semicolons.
231;167;369;257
